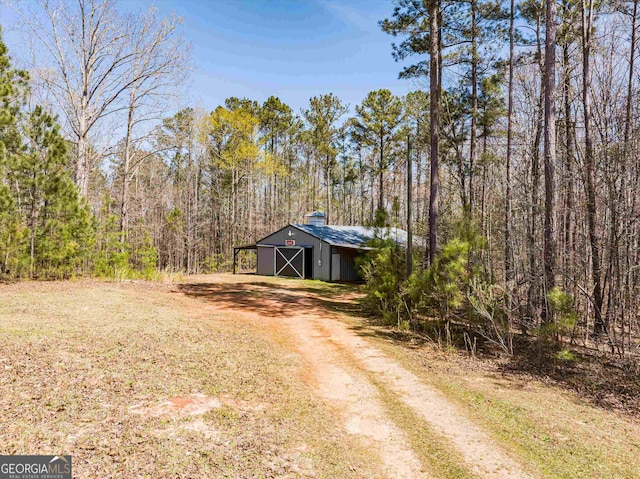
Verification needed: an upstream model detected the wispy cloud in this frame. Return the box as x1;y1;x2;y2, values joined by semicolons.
317;1;381;32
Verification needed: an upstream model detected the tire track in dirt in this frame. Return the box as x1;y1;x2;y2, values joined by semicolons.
307;316;534;479
169;281;427;478
249;310;428;479
175;277;534;479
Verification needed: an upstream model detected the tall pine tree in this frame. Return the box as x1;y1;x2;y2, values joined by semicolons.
0;27;29;277
13;106;95;279
1;28;94;279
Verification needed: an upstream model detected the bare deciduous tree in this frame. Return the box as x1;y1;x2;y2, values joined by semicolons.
10;0;187;201
118;7;189;243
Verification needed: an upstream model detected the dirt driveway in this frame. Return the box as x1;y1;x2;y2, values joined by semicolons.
177;275;535;479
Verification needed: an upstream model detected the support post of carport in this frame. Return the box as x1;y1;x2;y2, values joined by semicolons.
233;248;238;274
231;244;258;275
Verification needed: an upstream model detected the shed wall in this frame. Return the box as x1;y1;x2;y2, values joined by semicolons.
258;226;331;280
257;246;274;276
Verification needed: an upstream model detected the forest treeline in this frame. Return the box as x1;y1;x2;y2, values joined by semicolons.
1;0;639;360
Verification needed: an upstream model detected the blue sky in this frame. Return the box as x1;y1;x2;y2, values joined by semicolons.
1;0;416;114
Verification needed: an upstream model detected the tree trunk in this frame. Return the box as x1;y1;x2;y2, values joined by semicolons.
469;0;478;216
359;147;366;225
528;113;542;322
582;0;605;334
379;135;385;213
505;0;515;286
119;91;136;245
428;0;440;265
542;0;557;324
527;21;545;324
625;0;638;149
407;138;413;273
326;156;332;224
562;41;575;289
76;130;89;198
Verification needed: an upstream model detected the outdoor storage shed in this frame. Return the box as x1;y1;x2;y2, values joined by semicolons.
251;212;412;282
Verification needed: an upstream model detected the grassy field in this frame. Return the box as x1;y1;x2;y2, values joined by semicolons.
0;280;382;478
1;276;639;478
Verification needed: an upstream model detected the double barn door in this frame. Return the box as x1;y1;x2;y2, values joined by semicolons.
274;246;305;279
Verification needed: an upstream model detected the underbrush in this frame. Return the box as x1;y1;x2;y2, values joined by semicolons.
95;265;184;283
362;313;640;417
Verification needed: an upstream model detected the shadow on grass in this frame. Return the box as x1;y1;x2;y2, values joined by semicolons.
176;280;362;320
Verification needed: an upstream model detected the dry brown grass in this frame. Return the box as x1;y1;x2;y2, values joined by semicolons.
0;279;382;478
4;275;640;479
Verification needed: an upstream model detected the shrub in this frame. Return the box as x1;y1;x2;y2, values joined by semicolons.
201;253;232;273
0;186;28;279
95;213;130;278
467;279;512;354
544;287;578;341
407;238;471;322
357;235;408;327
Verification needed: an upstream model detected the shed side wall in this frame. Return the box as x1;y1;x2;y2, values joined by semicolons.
335;247;361;282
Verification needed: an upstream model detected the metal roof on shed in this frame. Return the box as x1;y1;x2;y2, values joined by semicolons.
291;224;413;248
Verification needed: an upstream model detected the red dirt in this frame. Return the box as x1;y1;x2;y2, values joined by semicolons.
174;275;534;479
169;397;195;408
